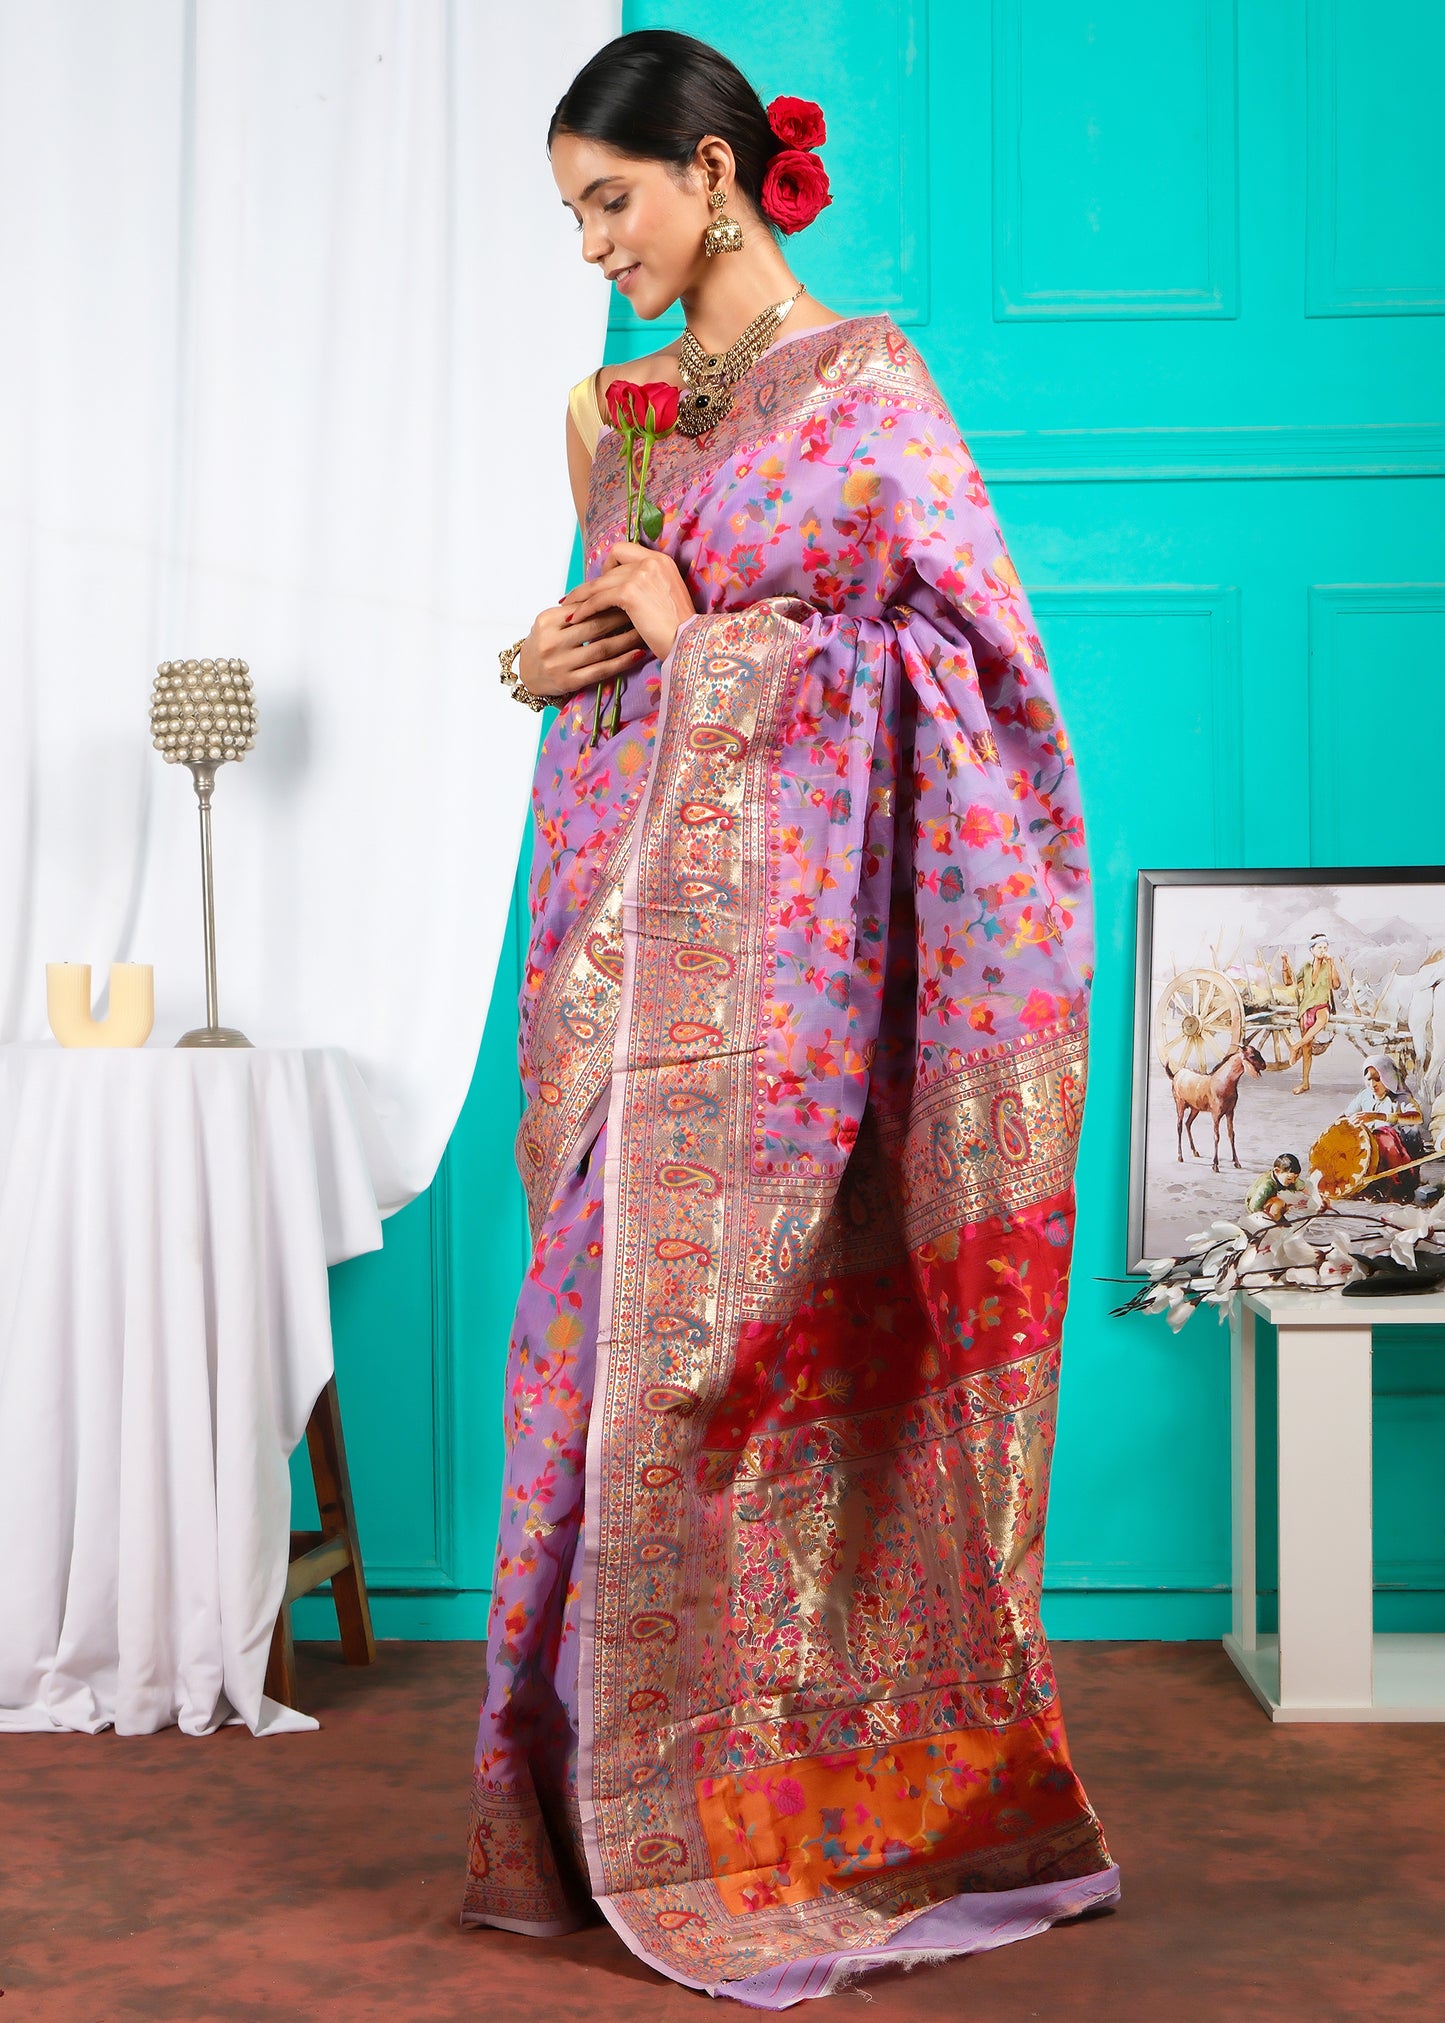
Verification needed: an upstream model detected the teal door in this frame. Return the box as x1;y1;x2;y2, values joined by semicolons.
298;0;1445;1642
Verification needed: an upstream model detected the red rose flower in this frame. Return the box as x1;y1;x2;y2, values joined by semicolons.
761;149;832;235
766;95;826;151
605;378;679;434
638;380;679;433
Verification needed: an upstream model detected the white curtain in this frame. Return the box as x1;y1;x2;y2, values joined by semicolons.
0;0;618;1210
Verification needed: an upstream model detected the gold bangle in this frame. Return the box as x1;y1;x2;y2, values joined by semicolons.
498;636;547;713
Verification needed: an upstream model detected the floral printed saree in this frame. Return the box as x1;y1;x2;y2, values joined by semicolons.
461;313;1117;2005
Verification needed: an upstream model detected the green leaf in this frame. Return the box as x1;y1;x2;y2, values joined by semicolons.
639;495;664;543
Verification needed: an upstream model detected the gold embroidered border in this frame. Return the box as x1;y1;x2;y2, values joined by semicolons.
515;830;631;1239
587;601;807;1900
699;1343;1060;1491
686;1652;1062;1781
595;1814;1110;1985
888;1025;1088;1251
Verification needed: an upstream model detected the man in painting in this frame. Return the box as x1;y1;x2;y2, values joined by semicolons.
1289;932;1342;1094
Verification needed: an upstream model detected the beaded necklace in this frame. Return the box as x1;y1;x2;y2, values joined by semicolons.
674;283;807;437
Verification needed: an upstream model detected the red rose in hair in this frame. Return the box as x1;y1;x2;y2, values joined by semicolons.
766;95;826;150
761;148;832;235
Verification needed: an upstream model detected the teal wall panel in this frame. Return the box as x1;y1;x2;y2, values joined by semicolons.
1305;0;1445;316
301;0;1445;1642
992;0;1239;320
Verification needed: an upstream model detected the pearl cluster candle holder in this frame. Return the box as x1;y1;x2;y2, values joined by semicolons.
149;657;258;1049
150;657;257;764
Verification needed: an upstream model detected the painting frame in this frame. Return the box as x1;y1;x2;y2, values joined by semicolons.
1128;866;1445;1273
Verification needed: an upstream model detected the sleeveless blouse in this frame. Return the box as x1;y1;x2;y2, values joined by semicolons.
567;369;605;460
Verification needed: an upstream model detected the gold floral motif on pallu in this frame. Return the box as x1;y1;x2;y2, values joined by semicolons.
515;829;632;1241
889;1024;1088;1250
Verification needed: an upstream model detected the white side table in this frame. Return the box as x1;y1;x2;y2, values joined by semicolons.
1227;1286;1445;1722
0;1043;390;1737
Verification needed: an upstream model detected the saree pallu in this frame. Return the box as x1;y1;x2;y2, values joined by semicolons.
463;314;1117;2005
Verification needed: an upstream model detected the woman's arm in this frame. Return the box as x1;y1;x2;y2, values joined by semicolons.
565;397;593;529
557;542;696;664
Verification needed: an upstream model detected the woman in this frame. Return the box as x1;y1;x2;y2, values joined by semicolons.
462;29;1117;2005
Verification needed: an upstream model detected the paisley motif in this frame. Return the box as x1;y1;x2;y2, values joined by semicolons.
687;723;748;759
991;1089;1032;1165
674;874;736;908
667;1020;723;1048
585;932;624;980
674;946;734;977
656;1160;722;1194
628;1613;679;1644
642;1384;699;1416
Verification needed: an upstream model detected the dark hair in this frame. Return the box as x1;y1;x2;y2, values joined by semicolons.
548;30;781;220
1275;1153;1302;1174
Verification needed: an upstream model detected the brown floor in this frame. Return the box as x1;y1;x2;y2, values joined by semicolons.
3;1642;1443;2022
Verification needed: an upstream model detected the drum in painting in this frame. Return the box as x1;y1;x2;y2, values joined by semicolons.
1310;1117;1416;1203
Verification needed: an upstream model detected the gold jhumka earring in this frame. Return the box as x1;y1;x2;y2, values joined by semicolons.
703;187;743;256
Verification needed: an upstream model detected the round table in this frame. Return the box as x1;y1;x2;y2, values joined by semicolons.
0;1043;391;1736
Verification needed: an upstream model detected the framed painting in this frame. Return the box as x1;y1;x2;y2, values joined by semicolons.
1128;867;1445;1272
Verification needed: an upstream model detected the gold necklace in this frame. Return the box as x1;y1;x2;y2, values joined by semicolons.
675;284;807;437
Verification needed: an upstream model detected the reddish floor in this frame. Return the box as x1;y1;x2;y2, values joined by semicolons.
3;1642;1443;2021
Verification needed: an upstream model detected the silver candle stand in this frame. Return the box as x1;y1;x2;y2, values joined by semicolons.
149;657;258;1048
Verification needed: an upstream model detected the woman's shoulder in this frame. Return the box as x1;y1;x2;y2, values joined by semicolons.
596;343;684;400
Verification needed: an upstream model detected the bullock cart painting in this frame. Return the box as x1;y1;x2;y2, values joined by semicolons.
1128;868;1445;1269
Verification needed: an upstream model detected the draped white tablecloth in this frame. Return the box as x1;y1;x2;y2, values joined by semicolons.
0;1044;392;1737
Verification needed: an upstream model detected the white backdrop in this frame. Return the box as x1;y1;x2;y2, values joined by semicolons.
0;0;618;1209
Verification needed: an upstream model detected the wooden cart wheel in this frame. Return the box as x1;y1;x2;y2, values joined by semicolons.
1154;967;1244;1077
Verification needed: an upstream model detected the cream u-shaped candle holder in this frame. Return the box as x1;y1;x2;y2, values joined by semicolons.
149;657;258;1048
46;963;155;1047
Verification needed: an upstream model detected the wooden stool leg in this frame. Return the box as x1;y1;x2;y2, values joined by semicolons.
264;1598;297;1706
305;1376;377;1667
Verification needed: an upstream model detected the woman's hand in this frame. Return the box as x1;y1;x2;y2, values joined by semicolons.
518;602;646;703
559;543;696;665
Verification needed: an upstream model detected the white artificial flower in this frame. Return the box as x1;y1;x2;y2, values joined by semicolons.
1283;1265;1321;1286
1166;1288;1197;1332
1375;1200;1445;1269
1318;1243;1364;1286
1140;1256;1177;1280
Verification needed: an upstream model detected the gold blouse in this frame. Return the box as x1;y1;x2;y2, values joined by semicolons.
568;369;606;459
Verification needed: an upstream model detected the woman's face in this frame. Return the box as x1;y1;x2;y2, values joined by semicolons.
551;134;716;322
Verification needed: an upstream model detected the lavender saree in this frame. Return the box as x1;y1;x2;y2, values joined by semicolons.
462;313;1118;2004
